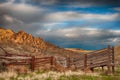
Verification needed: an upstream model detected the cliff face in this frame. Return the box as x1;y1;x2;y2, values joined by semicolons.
12;31;47;50
0;28;47;53
0;28;14;41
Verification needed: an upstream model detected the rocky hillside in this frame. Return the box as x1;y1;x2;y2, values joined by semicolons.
0;28;81;57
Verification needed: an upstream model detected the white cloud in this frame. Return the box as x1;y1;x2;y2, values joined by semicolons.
0;0;43;14
3;14;24;25
65;33;78;38
3;15;14;23
46;11;119;22
12;4;41;13
36;27;103;37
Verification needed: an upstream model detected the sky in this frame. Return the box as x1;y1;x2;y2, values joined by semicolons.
0;0;120;50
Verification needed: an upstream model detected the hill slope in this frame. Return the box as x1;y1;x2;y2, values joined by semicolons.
0;28;81;57
65;48;92;53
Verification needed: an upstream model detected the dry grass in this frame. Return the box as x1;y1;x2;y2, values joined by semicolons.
0;67;120;80
0;70;99;80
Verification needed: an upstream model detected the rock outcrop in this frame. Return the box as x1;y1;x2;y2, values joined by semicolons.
0;28;47;53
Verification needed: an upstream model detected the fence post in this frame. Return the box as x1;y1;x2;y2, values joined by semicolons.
112;46;115;73
67;57;70;68
31;56;35;71
84;54;87;71
107;45;111;74
50;56;54;70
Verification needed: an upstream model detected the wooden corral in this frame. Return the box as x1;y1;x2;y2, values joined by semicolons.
0;45;115;74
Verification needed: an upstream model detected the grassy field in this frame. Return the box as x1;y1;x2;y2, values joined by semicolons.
0;66;119;80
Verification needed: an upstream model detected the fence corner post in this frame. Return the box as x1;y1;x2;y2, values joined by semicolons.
31;56;35;71
50;56;54;70
67;57;70;68
112;46;115;74
107;45;111;75
84;54;87;71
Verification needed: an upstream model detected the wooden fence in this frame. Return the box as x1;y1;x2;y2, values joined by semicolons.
66;45;114;74
0;45;115;74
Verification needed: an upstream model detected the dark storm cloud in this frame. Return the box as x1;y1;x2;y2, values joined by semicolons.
0;0;48;31
33;0;120;6
0;3;46;23
58;0;120;5
0;5;10;27
0;0;7;3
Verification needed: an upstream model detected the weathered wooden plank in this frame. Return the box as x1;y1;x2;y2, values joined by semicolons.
7;62;30;65
72;58;84;62
87;56;109;62
87;52;108;58
35;57;51;60
35;60;51;64
87;50;108;58
1;57;31;59
88;62;107;68
87;59;109;65
70;61;84;65
35;59;51;63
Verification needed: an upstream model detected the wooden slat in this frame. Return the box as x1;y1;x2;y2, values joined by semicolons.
87;56;109;62
87;50;108;58
7;62;30;65
72;58;84;62
35;59;51;63
35;57;51;60
35;60;51;64
87;59;109;65
89;63;107;68
87;52;108;59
